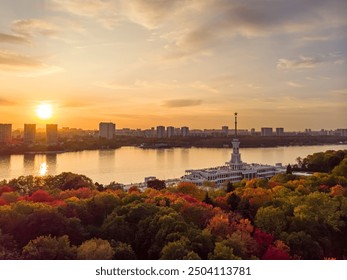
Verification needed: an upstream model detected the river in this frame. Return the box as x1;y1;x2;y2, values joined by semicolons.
0;145;346;184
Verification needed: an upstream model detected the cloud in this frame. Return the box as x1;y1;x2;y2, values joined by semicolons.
160;0;347;60
11;19;60;37
287;81;304;88
48;0;347;60
0;98;16;106
277;56;321;70
334;59;345;65
51;0;115;17
302;35;331;41
60;101;92;108
0;33;29;44
330;88;347;96
51;0;183;29
0;50;63;76
190;81;219;93
51;0;122;29
94;79;181;91
120;0;184;29
94;81;136;91
162;99;202;108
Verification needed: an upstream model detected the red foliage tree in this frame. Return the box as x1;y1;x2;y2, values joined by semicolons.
262;245;290;260
28;190;54;203
0;198;7;206
58;187;94;200
253;228;274;256
0;185;14;195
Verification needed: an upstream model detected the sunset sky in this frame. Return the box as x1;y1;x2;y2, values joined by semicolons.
0;0;346;130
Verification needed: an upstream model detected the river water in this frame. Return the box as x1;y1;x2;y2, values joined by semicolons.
0;145;346;184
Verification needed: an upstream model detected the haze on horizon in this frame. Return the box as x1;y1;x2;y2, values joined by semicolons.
0;0;346;131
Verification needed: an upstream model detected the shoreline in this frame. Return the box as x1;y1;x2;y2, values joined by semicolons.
0;142;346;156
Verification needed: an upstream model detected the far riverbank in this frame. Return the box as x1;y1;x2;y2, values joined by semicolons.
1;135;346;156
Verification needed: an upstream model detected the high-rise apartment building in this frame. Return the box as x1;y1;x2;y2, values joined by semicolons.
222;126;229;136
24;124;36;144
99;122;116;140
156;126;165;138
46;124;58;145
174;127;181;136
261;127;273;136
0;124;12;143
181;126;189;137
276;127;284;136
167;126;175;138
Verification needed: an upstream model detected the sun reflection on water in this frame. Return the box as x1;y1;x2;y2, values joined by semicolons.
39;162;48;176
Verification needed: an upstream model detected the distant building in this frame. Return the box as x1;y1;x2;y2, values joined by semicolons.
46;124;58;145
276;127;284;136
156;126;165;138
24;124;36;144
99;122;115;139
181;126;189;137
0;123;12;143
261;127;273;137
167;126;175;138
251;128;256;136
222;126;229;136
336;129;347;137
174;127;181;136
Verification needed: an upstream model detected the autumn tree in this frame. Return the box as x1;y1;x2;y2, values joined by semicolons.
77;238;114;260
22;235;75;260
147;179;166;190
0;230;21;260
111;241;136;260
160;237;191;260
255;206;287;236
208;239;242;260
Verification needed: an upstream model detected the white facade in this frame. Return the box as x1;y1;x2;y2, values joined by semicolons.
181;114;282;186
182;137;282;186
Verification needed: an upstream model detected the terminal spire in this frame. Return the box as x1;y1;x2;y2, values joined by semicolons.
234;112;238;137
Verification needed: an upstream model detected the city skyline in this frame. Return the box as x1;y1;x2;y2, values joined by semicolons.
1;0;346;130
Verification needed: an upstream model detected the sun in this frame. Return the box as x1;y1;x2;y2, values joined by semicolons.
35;103;53;120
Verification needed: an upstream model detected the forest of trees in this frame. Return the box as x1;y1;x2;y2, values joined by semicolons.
0;150;346;260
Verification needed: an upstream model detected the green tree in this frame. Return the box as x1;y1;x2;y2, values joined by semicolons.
227;193;241;210
0;230;21;260
160;237;190;260
332;158;347;177
147;179;166;190
280;231;323;259
22;235;75;260
226;182;234;193
208;240;242;260
77;238;114;260
286;164;293;175
255;206;287;236
293;192;344;231
111;241;136;260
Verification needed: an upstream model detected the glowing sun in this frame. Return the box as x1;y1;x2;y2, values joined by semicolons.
35;103;53;120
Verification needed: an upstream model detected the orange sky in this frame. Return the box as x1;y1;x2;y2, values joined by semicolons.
0;0;346;130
